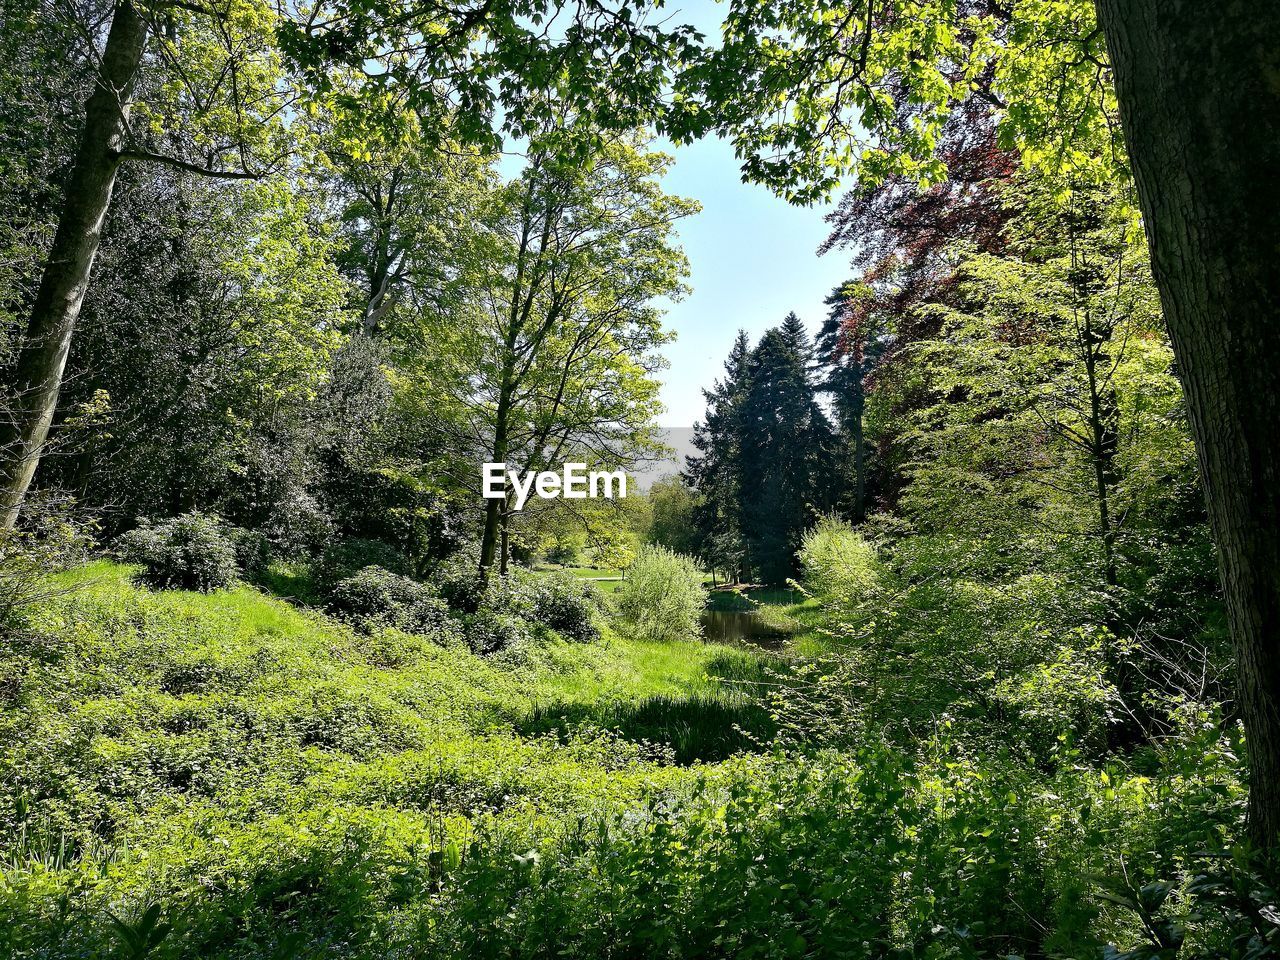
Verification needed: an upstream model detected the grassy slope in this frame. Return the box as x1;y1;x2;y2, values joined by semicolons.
2;564;1245;960
1;563;766;947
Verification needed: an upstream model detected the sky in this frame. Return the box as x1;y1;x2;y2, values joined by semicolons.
653;136;852;427
639;0;853;428
497;0;856;431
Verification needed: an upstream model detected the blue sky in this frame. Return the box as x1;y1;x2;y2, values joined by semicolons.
499;0;856;429
642;0;853;427
653;135;852;427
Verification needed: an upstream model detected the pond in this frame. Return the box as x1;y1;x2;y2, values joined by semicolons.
700;608;790;649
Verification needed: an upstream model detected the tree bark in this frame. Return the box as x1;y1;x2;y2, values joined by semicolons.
1081;306;1119;589
1095;0;1280;849
478;363;516;572
0;0;147;527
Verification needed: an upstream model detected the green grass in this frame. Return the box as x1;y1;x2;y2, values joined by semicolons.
2;562;1246;960
0;561;753;867
536;564;625;592
539;564;624;579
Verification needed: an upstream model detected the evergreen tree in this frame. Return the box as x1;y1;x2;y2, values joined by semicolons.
736;325;833;583
815;285;890;521
685;330;751;581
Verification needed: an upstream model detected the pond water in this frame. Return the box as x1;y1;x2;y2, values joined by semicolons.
700;609;790;649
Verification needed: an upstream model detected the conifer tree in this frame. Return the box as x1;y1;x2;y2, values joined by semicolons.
686;330;751;581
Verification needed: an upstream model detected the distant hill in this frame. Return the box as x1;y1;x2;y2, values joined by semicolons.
631;427;697;490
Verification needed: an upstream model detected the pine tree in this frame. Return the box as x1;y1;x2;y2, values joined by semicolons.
735;320;835;583
815;284;890;521
685;331;751;581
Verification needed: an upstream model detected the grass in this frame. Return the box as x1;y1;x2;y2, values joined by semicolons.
516;691;776;764
0;562;1250;959
1;560;788;958
538;564;625;592
0;561;755;863
539;564;624;579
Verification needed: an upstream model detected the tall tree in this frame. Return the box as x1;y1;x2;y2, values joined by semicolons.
680;0;1280;846
0;0;702;528
686;330;752;582
0;0;298;526
815;284;890;521
901;176;1178;592
737;323;834;583
1093;0;1280;848
409;134;694;573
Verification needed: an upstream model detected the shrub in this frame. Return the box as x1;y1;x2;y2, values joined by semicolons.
116;512;237;592
435;551;489;613
798;516;881;600
545;541;580;567
0;493;96;629
261;491;335;558
530;572;599;642
328;566;427;622
223;524;271;577
327;566;458;644
615;546;706;642
313;538;412;595
463;607;532;655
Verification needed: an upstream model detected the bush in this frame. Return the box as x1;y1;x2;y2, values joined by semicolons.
436;551;489;613
798;516;881;600
0;493;96;629
327;566;457;643
116;512;238;592
224;524;271;577
328;565;428;622
313;538;412;595
545;541;580;567
462;607;532;655
530;571;599;642
615;546;706;642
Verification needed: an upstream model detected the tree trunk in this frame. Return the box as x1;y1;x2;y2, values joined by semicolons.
850;379;866;522
1095;0;1280;849
479;367;516;572
1081;307;1119;589
0;0;147;528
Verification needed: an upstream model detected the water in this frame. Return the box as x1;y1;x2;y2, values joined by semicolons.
700;609;789;649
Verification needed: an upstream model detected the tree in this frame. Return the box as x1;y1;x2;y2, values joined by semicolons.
686;330;752;582
316;91;493;338
0;0;298;526
1093;0;1280;848
23;163;348;536
646;476;700;557
0;0;703;528
815;283;889;521
900;176;1181;593
817;110;1016;520
678;0;1280;843
412;133;694;573
737;323;835;583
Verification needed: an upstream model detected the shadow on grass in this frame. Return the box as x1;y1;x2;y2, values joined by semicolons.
515;692;777;765
248;562;321;606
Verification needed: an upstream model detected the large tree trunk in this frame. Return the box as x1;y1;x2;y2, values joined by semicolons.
0;0;147;528
1095;0;1280;849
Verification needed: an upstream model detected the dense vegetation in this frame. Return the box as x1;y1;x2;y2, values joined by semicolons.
4;0;1280;955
